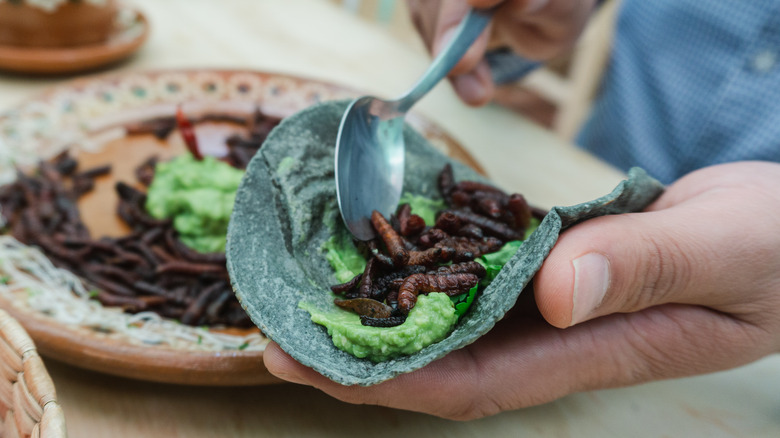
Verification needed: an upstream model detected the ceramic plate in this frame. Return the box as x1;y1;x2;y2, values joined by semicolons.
0;69;483;385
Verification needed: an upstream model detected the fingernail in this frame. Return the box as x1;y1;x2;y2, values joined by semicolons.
571;253;610;325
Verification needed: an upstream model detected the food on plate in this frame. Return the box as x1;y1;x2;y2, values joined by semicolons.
0;108;281;329
227;100;665;386
146;154;244;253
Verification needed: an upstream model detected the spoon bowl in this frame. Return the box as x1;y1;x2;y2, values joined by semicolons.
334;96;405;240
335;8;493;240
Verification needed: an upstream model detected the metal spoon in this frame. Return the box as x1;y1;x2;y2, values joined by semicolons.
335;8;494;240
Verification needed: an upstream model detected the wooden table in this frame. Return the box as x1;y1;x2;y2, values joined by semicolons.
1;1;778;436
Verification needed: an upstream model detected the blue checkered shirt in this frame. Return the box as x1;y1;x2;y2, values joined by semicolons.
577;0;780;184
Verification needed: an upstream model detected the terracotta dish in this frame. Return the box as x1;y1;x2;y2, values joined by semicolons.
0;69;483;385
0;7;148;75
0;0;118;48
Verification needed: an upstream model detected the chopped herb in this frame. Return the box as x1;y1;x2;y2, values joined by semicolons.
238;342;249;350
88;289;100;298
0;275;9;285
451;284;478;319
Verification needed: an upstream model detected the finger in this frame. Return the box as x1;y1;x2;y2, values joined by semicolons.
263;342;309;385
406;0;442;51
534;212;710;328
264;303;766;419
432;2;492;76
533;182;780;328
450;59;495;106
491;0;593;60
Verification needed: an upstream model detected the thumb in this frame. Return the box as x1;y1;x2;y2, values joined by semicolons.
533;206;743;328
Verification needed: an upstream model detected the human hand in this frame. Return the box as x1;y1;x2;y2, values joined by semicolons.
264;161;780;420
406;0;597;105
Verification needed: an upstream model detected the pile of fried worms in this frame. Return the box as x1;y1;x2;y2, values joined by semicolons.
0;109;280;328
331;164;546;327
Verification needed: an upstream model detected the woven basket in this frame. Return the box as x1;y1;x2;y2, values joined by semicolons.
0;309;66;438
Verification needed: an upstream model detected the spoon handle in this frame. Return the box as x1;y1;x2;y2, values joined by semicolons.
395;8;494;113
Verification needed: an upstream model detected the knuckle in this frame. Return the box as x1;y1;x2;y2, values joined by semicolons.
634;231;693;309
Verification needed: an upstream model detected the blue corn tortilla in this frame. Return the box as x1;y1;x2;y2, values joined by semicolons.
226;100;664;386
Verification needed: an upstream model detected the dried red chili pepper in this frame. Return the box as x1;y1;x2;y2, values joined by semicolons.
175;105;203;161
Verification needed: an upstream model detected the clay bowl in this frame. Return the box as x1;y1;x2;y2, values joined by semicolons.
0;0;118;48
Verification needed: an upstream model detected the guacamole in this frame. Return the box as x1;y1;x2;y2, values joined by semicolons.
306;194;541;362
398;193;446;226
322;228;366;283
300;293;458;362
146;154;244;253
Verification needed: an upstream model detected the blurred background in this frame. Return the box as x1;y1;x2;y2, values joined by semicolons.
325;0;619;140
0;0;620;142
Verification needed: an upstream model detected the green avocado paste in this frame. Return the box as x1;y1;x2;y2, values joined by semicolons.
306;193;542;361
145;154;244;253
300;293;458;362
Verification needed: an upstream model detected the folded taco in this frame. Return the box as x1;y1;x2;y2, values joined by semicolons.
226;101;663;386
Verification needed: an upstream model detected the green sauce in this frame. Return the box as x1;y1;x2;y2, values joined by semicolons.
399;193;446;226
322;228;366;283
145;154;244;253
300;293;458;362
